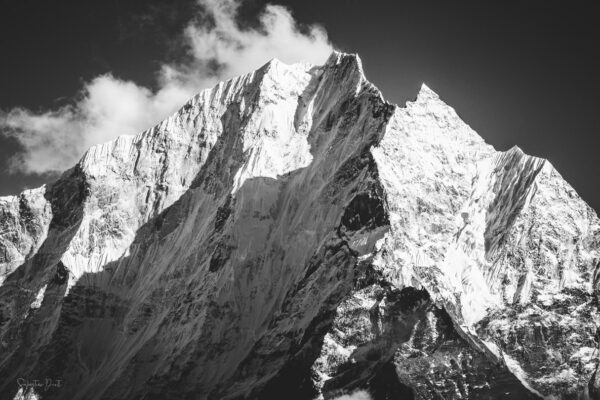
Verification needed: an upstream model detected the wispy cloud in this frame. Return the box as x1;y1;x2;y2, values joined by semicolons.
0;0;332;175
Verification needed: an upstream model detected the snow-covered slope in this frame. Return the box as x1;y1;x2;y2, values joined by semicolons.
1;52;599;400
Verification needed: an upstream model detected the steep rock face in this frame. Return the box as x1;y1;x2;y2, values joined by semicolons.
0;187;52;279
1;52;599;400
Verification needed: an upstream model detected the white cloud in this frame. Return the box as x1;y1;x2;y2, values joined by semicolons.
332;390;373;400
1;0;332;175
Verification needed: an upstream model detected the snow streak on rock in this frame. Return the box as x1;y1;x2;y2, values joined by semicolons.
1;52;599;400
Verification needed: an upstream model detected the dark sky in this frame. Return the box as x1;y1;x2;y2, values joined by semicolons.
1;0;599;211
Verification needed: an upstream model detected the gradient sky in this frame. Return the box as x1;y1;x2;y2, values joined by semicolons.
1;0;599;211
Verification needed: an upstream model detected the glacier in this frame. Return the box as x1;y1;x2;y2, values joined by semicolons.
1;52;600;399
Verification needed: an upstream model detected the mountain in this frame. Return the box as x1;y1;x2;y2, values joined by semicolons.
1;52;600;400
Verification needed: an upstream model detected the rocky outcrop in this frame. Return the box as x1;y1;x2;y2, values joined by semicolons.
1;52;599;400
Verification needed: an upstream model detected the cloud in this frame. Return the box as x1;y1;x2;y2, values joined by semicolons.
332;390;373;400
0;0;333;175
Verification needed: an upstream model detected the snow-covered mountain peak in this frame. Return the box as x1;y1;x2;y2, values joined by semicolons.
2;51;600;400
416;82;438;100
